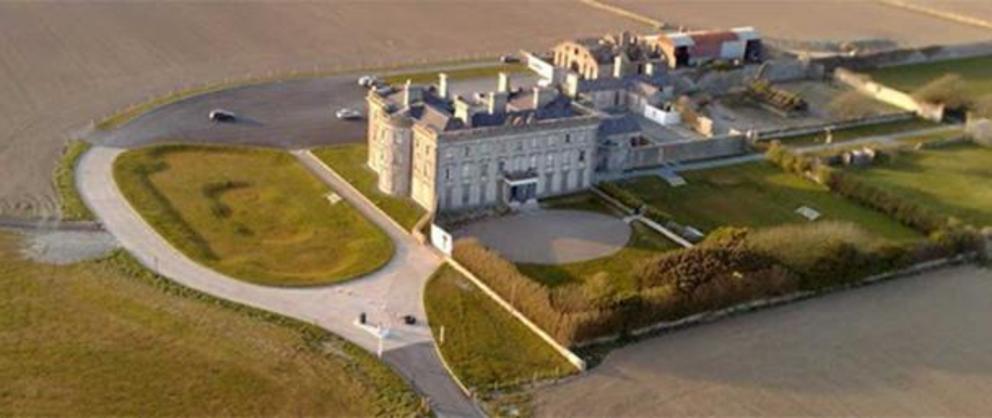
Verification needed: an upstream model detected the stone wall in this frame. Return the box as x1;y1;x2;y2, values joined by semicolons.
753;110;916;141
815;41;992;72
833;68;944;120
625;136;747;169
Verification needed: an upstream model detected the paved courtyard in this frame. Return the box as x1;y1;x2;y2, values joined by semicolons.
456;209;631;264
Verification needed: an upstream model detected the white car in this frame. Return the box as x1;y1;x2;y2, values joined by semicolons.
357;75;381;88
335;108;362;120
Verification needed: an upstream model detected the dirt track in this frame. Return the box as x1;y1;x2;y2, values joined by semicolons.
535;265;992;416
0;1;642;218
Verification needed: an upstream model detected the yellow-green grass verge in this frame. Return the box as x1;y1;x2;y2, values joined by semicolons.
867;55;992;100
424;264;575;393
96;56;506;131
850;143;992;227
519;191;680;290
617;163;922;243
775;118;938;146
53;139;93;221
384;63;528;85
313;144;426;231
0;231;422;416
894;127;967;146
114;145;393;286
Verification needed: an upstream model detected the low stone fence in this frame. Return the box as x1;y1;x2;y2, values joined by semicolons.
833;68;944;120
444;259;588;372
814;41;992;72
626;136;748;170
577;253;976;348
753;110;916;142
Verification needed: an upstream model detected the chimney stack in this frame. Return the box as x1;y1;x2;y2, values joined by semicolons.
498;72;511;93
438;73;449;99
645;62;656;76
489;91;508;114
404;80;422;107
613;55;627;78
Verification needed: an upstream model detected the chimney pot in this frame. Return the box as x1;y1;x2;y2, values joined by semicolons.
438;73;449;99
498;72;510;93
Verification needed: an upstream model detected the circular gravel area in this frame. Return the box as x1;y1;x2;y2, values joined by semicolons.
456;209;631;264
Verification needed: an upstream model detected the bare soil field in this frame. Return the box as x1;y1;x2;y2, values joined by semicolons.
607;0;992;46
902;0;992;22
0;1;641;219
535;265;992;416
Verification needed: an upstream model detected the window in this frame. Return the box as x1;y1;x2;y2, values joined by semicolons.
579;150;586;163
445;149;454;160
565;134;571;144
444;167;451;180
462;164;471;178
498;160;506;172
515;141;523;151
464;146;470;157
530;155;538;170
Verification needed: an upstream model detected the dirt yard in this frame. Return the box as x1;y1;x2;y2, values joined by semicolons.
0;1;642;218
535;264;992;416
608;0;992;47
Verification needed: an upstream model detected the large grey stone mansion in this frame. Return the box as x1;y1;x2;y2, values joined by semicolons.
367;28;762;213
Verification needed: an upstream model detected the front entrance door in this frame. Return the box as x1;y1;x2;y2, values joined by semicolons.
509;183;536;203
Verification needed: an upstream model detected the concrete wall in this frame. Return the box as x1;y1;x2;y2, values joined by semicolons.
833;68;944;120
689;59;818;96
623;136;747;170
753;111;915;141
815;41;992;72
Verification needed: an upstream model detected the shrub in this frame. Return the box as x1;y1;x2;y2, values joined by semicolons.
913;74;971;109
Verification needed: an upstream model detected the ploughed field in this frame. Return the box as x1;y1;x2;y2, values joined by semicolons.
113;145;392;286
617;162;921;242
849;143;992;228
0;231;420;416
0;1;641;218
534;264;992;416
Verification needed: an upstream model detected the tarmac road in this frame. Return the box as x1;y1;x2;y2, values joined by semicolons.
89;72;538;150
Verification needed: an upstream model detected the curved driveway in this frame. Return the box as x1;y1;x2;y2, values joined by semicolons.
77;146;482;418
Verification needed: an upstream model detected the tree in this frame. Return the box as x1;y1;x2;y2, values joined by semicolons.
913;74;971;109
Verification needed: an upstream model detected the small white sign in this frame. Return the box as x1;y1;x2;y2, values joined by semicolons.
430;224;453;255
796;206;821;221
325;192;342;205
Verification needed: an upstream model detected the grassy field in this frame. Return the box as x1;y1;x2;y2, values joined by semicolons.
313;144;426;230
617;163;921;242
775;118;938;146
383;62;528;85
52;139;93;221
851;143;992;227
0;232;421;416
867;55;992;99
424;265;574;391
114;145;393;286
518;192;679;290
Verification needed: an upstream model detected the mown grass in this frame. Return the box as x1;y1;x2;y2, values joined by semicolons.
776;118;938;146
850;143;992;227
424;264;575;392
0;231;422;416
114;145;393;286
519;192;679;290
617;162;921;243
383;62;528;85
867;55;992;99
52;139;93;221
313;144;426;230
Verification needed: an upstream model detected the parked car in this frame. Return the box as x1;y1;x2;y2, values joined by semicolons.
335;108;362;120
357;75;381;88
208;109;236;122
500;54;519;63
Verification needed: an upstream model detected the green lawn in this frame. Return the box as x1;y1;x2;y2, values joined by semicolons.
313;144;426;230
776;118;938;146
867;55;992;100
53;139;93;221
424;264;575;392
114;145;393;286
518;192;679;290
0;232;421;416
383;63;528;85
851;143;992;227
617;163;921;243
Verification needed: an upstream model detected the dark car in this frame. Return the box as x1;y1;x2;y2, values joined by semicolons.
208;109;236;122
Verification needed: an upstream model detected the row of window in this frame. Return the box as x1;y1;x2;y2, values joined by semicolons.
442;150;588;182
442;133;587;160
